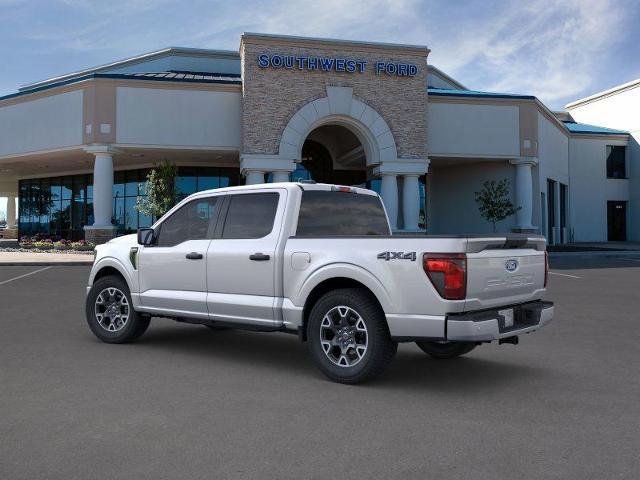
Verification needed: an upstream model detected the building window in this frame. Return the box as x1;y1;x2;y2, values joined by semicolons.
547;179;556;242
606;145;626;179
18;166;239;240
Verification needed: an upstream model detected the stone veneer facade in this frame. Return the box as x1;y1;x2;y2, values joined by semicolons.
240;34;429;161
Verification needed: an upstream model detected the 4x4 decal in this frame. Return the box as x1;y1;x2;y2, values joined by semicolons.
377;251;417;261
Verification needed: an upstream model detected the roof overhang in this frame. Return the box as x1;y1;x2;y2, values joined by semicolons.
565;78;640;110
19;47;240;93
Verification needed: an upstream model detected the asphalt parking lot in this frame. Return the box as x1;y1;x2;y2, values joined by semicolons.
1;256;639;479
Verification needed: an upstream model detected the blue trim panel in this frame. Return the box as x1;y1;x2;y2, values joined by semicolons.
427;87;535;100
0;73;242;102
562;121;628;135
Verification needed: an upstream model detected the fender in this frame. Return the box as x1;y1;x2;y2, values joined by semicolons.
89;256;139;306
294;262;395;313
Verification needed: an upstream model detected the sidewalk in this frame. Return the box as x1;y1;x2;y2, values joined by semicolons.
0;251;94;266
549;242;640;254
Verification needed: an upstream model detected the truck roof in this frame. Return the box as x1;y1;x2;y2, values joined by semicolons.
190;182;380;197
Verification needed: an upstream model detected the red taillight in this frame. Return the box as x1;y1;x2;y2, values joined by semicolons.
544;251;549;288
423;253;467;300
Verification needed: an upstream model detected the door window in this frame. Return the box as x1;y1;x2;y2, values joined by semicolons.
222;193;279;239
156;197;219;247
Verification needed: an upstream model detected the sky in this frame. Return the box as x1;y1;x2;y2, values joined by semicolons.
1;0;640;215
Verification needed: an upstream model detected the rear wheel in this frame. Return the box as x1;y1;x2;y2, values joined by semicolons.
86;275;150;343
307;288;397;384
415;341;476;359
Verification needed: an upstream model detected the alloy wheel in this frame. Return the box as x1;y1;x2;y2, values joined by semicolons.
94;287;130;332
319;306;368;367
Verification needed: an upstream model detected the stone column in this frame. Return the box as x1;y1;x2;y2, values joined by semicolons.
271;171;290;183
84;145;117;244
510;158;537;232
244;170;265;185
380;174;399;230
6;195;16;228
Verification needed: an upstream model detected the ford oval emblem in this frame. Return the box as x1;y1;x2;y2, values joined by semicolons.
505;259;519;272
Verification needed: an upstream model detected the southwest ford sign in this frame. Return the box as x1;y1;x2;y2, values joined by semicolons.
257;54;418;77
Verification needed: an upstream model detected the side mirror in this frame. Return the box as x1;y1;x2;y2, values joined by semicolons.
137;228;155;246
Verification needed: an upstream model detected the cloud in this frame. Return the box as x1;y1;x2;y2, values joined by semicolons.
425;0;633;107
1;0;637;108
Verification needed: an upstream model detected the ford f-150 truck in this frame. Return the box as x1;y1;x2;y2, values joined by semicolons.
86;182;554;384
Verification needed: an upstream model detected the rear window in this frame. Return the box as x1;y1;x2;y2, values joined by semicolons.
296;190;390;236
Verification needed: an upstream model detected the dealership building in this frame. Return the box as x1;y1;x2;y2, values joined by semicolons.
0;33;637;243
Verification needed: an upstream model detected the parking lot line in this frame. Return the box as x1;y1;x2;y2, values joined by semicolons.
548;271;581;279
0;266;52;286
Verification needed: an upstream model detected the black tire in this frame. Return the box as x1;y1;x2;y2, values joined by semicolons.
415;341;476;359
307;288;397;384
85;275;150;344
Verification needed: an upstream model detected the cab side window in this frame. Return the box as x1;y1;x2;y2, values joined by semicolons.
222;193;279;239
156;197;219;247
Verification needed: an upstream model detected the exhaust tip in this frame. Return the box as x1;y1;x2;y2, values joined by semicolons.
499;336;519;345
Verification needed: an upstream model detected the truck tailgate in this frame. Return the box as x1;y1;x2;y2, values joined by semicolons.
464;237;546;311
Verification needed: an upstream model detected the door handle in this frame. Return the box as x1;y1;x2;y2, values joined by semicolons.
186;252;203;260
249;253;270;261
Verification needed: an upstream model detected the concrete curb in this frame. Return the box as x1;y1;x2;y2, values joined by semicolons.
549;250;640;257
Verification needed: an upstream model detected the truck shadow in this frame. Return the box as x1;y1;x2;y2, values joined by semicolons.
137;323;542;392
377;352;543;392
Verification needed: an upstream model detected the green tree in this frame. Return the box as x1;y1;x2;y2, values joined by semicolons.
136;161;178;219
474;179;520;232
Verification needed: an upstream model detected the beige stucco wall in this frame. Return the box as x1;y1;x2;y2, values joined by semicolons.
240;36;428;160
429;161;517;234
116;86;242;148
567;86;640;241
0;90;83;157
427;101;520;157
569;136;629;242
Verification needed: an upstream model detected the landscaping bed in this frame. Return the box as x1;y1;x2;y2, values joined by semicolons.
0;237;96;255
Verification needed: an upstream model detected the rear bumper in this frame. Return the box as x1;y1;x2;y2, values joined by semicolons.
388;300;553;342
446;301;554;342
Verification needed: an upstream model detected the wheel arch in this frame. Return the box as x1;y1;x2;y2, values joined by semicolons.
297;265;393;341
90;257;136;293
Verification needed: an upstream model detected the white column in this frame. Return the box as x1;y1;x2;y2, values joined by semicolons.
402;174;421;231
6;195;16;228
510;158;537;231
84;145;115;230
245;170;265;185
380;174;398;230
241;154;295;186
271;171;290;183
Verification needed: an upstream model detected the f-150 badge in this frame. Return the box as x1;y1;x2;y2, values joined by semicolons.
377;251;417;261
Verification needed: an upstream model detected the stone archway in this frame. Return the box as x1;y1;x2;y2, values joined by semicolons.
240;85;429;231
278;86;398;166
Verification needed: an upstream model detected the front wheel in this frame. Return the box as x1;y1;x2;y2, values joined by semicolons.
307;288;397;384
86;275;150;343
415;341;476;359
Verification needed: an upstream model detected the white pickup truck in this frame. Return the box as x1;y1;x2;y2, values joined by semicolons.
86;182;554;384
